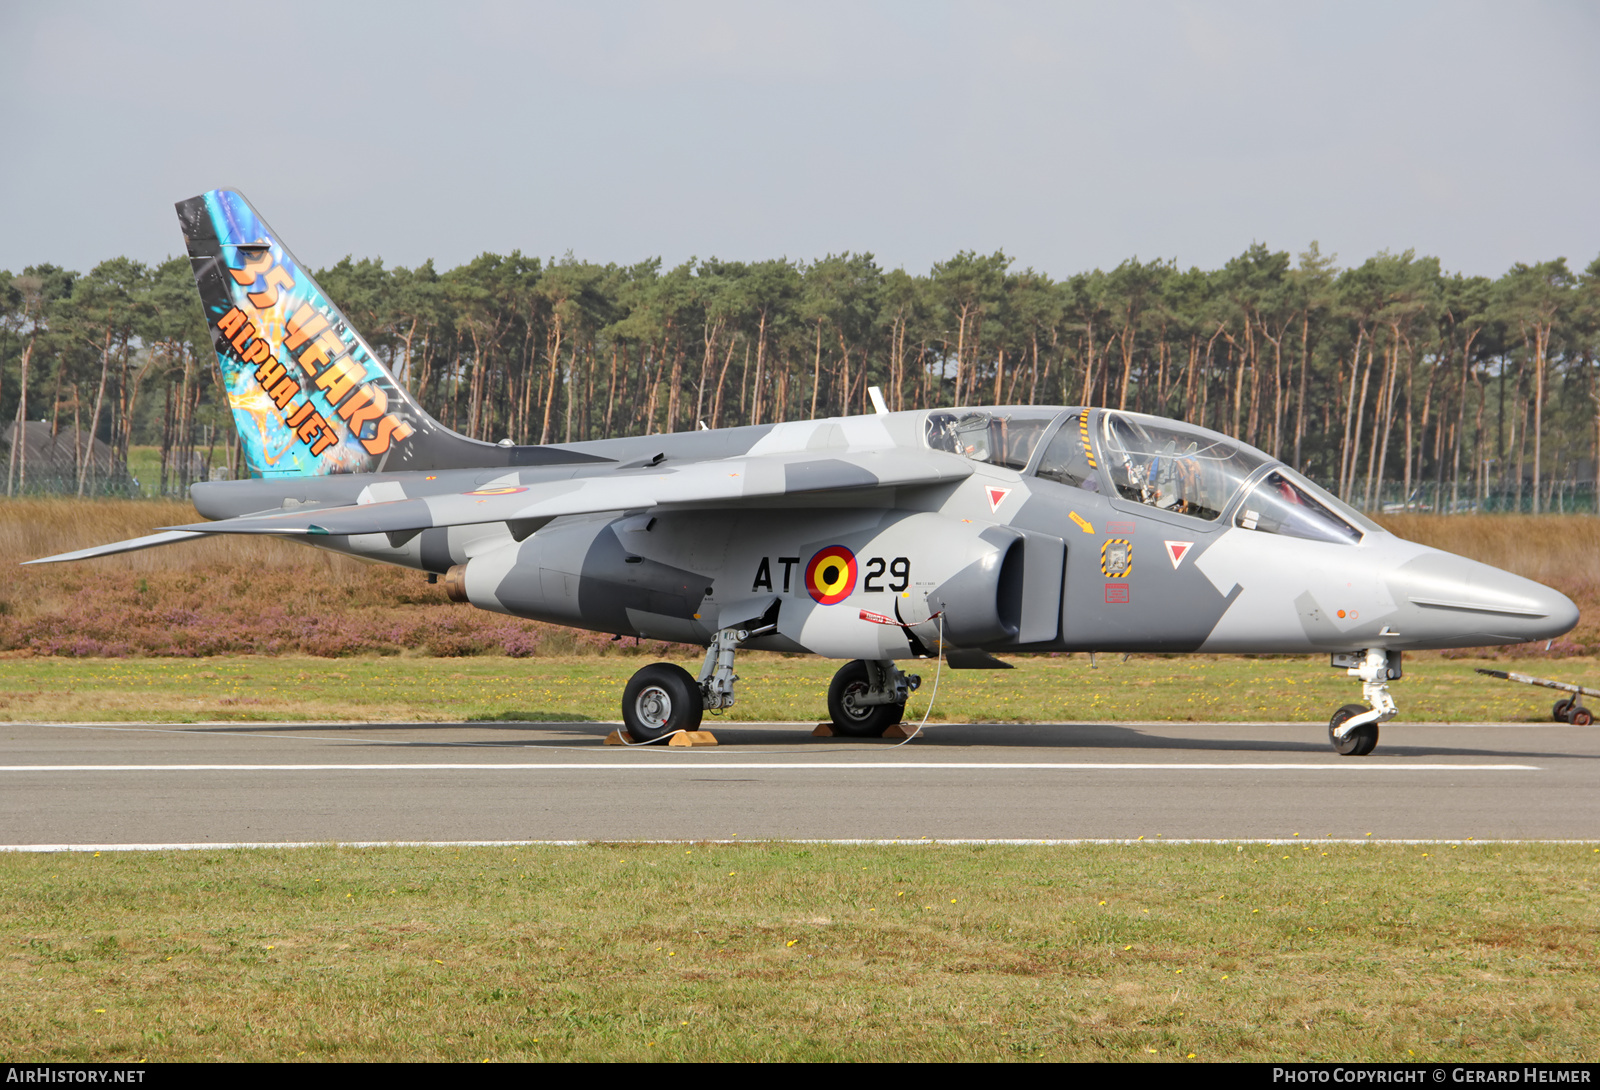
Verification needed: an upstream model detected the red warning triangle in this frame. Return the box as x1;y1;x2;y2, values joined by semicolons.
986;486;1011;512
1164;540;1194;569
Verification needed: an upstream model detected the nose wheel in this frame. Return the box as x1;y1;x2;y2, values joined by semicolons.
1329;703;1379;756
1326;649;1401;756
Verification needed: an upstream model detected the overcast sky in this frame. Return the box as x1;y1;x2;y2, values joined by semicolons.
4;1;1597;281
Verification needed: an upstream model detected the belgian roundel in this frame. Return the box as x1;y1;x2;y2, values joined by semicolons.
805;546;857;605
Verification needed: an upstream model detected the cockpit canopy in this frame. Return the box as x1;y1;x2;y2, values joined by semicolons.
924;409;1058;470
1097;411;1265;521
1095;411;1370;542
1233;469;1367;544
926;407;1370;544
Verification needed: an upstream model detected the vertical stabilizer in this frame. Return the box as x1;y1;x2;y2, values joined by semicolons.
178;189;602;477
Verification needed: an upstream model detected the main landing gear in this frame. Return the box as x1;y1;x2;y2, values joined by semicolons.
621;622;775;743
827;659;921;737
1326;649;1401;756
620;644;922;743
622;663;702;743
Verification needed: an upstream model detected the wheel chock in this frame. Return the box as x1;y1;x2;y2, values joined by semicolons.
813;722;913;740
606;729;716;746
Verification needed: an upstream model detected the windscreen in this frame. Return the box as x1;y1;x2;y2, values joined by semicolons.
1234;469;1365;544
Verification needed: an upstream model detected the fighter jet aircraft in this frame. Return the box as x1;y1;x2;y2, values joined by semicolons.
28;190;1580;754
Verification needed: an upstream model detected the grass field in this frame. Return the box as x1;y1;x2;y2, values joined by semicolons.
0;651;1596;725
3;843;1597;1063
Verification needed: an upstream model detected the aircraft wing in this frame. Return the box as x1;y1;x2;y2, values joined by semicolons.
27;451;973;560
156;450;974;537
24;530;212;565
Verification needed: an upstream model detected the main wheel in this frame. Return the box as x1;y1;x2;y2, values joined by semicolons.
622;663;704;743
1328;703;1379;756
1553;699;1574;722
827;660;905;738
1570;706;1594;727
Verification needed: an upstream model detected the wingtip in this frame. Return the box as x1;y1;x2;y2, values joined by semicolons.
21;529;210;565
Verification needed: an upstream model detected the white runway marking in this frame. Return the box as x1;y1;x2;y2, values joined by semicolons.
21;722;558;749
0;761;1541;772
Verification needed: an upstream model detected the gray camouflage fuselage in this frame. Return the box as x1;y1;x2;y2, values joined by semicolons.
185;406;1578;660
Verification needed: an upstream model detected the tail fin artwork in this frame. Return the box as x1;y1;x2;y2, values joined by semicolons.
178;189;603;477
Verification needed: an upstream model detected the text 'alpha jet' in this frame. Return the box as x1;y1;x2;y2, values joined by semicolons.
31;191;1579;754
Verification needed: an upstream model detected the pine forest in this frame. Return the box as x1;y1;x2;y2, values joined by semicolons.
3;244;1598;514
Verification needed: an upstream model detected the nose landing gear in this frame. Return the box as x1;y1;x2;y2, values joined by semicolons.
1328;703;1379;756
1326;649;1401;756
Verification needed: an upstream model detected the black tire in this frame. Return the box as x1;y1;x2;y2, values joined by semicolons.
827;660;904;738
1554;699;1574;722
1328;703;1379;756
622;663;704;743
1570;706;1594;727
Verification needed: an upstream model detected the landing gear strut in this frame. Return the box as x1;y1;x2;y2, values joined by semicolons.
621;621;775;743
1326;649;1401;756
827;659;921;737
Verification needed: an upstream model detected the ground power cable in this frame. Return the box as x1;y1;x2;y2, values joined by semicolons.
885;612;944;749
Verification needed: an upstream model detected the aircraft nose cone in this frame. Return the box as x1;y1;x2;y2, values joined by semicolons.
1393;551;1579;647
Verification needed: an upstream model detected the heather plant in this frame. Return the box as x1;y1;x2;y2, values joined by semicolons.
0;499;686;659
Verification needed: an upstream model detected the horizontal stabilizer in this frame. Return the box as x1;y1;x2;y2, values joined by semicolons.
24;530;210;565
159;450;973;539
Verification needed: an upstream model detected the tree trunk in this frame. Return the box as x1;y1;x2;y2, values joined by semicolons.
80;331;113;496
1293;312;1310;470
6;331;35;495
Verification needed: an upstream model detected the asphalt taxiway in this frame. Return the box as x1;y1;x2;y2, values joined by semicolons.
3;718;1597;847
